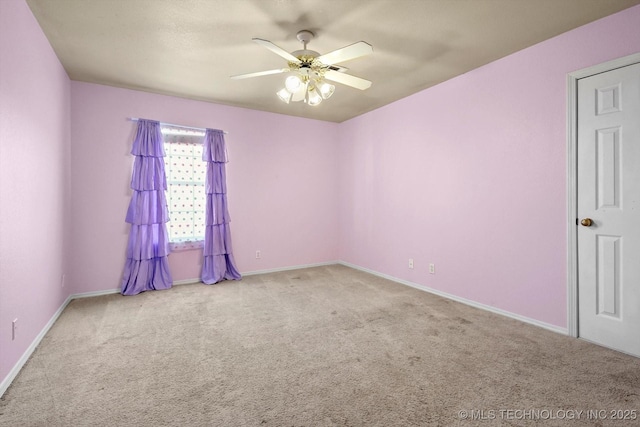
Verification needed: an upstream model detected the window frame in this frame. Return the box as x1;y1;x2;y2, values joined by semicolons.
162;126;207;251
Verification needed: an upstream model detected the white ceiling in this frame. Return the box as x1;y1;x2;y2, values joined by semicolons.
26;0;640;123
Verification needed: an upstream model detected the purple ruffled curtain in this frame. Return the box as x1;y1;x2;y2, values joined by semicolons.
201;129;241;284
121;120;173;295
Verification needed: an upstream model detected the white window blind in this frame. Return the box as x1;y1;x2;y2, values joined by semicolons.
162;126;206;251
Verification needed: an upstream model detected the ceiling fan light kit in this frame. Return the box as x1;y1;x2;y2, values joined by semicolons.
285;75;302;92
276;88;292;104
231;30;372;107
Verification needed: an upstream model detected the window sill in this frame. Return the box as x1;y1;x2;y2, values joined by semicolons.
169;240;204;251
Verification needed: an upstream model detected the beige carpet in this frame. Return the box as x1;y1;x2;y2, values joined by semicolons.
1;265;638;426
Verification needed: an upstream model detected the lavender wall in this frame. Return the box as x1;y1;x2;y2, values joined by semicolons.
338;5;640;329
0;0;71;384
69;82;339;293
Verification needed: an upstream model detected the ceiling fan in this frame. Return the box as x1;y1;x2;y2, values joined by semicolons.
231;30;373;106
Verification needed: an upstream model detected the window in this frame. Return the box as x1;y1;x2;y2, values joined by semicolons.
162;126;206;250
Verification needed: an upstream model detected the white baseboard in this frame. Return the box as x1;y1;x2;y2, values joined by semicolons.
338;261;568;335
241;260;338;277
0;294;73;397
72;288;120;298
0;286;127;397
169;261;340;284
173;278;202;286
2;258;565;398
0;262;336;396
68;280;203;295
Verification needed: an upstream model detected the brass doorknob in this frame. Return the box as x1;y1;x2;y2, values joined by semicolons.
581;218;593;227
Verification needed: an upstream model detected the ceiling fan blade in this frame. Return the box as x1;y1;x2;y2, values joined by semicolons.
324;70;372;90
230;69;289;79
253;38;301;64
316;41;373;65
328;65;348;73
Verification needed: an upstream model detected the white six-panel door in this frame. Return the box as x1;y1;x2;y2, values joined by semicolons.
577;61;640;356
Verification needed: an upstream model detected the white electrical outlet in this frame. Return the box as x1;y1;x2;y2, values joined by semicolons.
256;250;261;259
429;263;435;274
408;258;414;269
12;318;18;340
61;273;66;288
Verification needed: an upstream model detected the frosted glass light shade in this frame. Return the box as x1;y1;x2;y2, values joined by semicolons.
318;82;335;99
291;82;308;102
285;75;302;93
307;88;323;106
277;88;292;103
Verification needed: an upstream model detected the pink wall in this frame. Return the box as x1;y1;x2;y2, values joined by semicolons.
0;0;71;384
338;5;640;329
69;83;339;293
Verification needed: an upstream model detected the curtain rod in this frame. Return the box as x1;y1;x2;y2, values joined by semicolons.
127;117;228;134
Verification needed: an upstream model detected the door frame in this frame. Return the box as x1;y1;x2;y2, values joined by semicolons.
566;52;640;338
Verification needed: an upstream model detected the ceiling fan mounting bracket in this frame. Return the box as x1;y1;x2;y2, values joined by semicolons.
296;30;315;48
